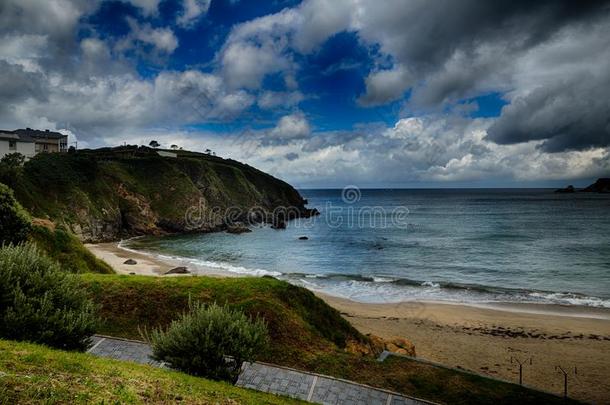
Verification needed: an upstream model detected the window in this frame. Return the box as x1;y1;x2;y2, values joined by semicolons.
9;140;16;150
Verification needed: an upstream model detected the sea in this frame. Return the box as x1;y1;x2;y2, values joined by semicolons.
123;189;610;308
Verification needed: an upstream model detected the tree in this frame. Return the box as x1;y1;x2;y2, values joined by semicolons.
149;140;160;148
0;183;31;245
1;153;25;167
170;144;179;150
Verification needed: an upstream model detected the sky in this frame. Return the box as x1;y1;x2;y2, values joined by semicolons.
1;0;609;188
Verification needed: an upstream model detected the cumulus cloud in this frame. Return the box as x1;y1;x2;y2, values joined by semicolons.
177;0;212;28
357;65;412;106
221;41;291;89
118;17;179;55
269;112;311;141
231;114;609;187
122;0;162;16
257;91;304;110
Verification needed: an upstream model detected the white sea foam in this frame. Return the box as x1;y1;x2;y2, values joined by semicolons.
528;292;610;309
188;258;282;277
421;281;441;288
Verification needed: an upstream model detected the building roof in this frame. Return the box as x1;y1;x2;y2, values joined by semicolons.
9;128;68;140
0;131;34;143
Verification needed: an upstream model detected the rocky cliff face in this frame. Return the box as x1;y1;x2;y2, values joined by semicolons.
10;146;317;242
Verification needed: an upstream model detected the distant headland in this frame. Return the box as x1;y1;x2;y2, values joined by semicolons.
555;178;610;193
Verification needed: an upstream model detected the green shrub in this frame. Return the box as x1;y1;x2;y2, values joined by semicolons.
0;183;31;245
147;301;268;382
0;243;98;351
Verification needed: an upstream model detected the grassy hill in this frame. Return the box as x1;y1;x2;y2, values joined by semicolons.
0;339;301;404
82;274;365;365
3;146;314;242
82;274;580;405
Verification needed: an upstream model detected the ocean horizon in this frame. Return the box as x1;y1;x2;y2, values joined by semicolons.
124;188;610;309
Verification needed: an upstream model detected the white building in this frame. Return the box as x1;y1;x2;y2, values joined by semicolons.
0;128;69;161
0;132;36;160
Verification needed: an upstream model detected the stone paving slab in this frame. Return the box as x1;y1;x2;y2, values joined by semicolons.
87;335;432;405
87;335;164;367
235;362;431;405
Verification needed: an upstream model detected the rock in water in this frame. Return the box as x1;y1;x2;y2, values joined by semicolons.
124;259;137;265
298;236;309;240
554;185;575;193
271;219;286;229
165;266;190;275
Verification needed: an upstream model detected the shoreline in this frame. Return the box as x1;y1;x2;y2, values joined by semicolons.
86;242;610;402
85;241;240;278
89;241;610;318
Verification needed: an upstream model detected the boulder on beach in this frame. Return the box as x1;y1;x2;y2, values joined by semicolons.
165;266;190;275
124;259;137;265
387;337;416;357
346;334;416;358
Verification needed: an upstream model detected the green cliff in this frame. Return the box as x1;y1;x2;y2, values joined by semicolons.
4;146;317;242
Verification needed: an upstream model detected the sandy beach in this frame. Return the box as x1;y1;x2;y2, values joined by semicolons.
320;294;610;404
87;243;610;403
85;242;238;278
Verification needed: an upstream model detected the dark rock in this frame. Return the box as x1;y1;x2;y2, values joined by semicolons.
165;266;190;275
271;219;286;229
583;178;610;193
554;185;575;193
301;208;320;218
226;224;252;234
124;259;137;265
298;236;309;240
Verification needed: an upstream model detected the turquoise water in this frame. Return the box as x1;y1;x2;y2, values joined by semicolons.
124;189;610;307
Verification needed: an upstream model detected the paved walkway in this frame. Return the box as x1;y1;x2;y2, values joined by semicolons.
87;335;432;405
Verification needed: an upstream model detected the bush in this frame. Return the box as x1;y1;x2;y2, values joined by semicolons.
147;301;268;382
0;243;98;351
0;182;31;245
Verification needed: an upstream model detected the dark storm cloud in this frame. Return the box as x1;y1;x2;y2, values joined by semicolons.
391;0;608;69
355;0;610;151
487;73;610;152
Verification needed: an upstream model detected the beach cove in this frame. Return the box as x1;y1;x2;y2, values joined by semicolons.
87;241;610;404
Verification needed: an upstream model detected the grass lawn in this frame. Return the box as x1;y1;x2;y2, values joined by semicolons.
0;339;302;404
